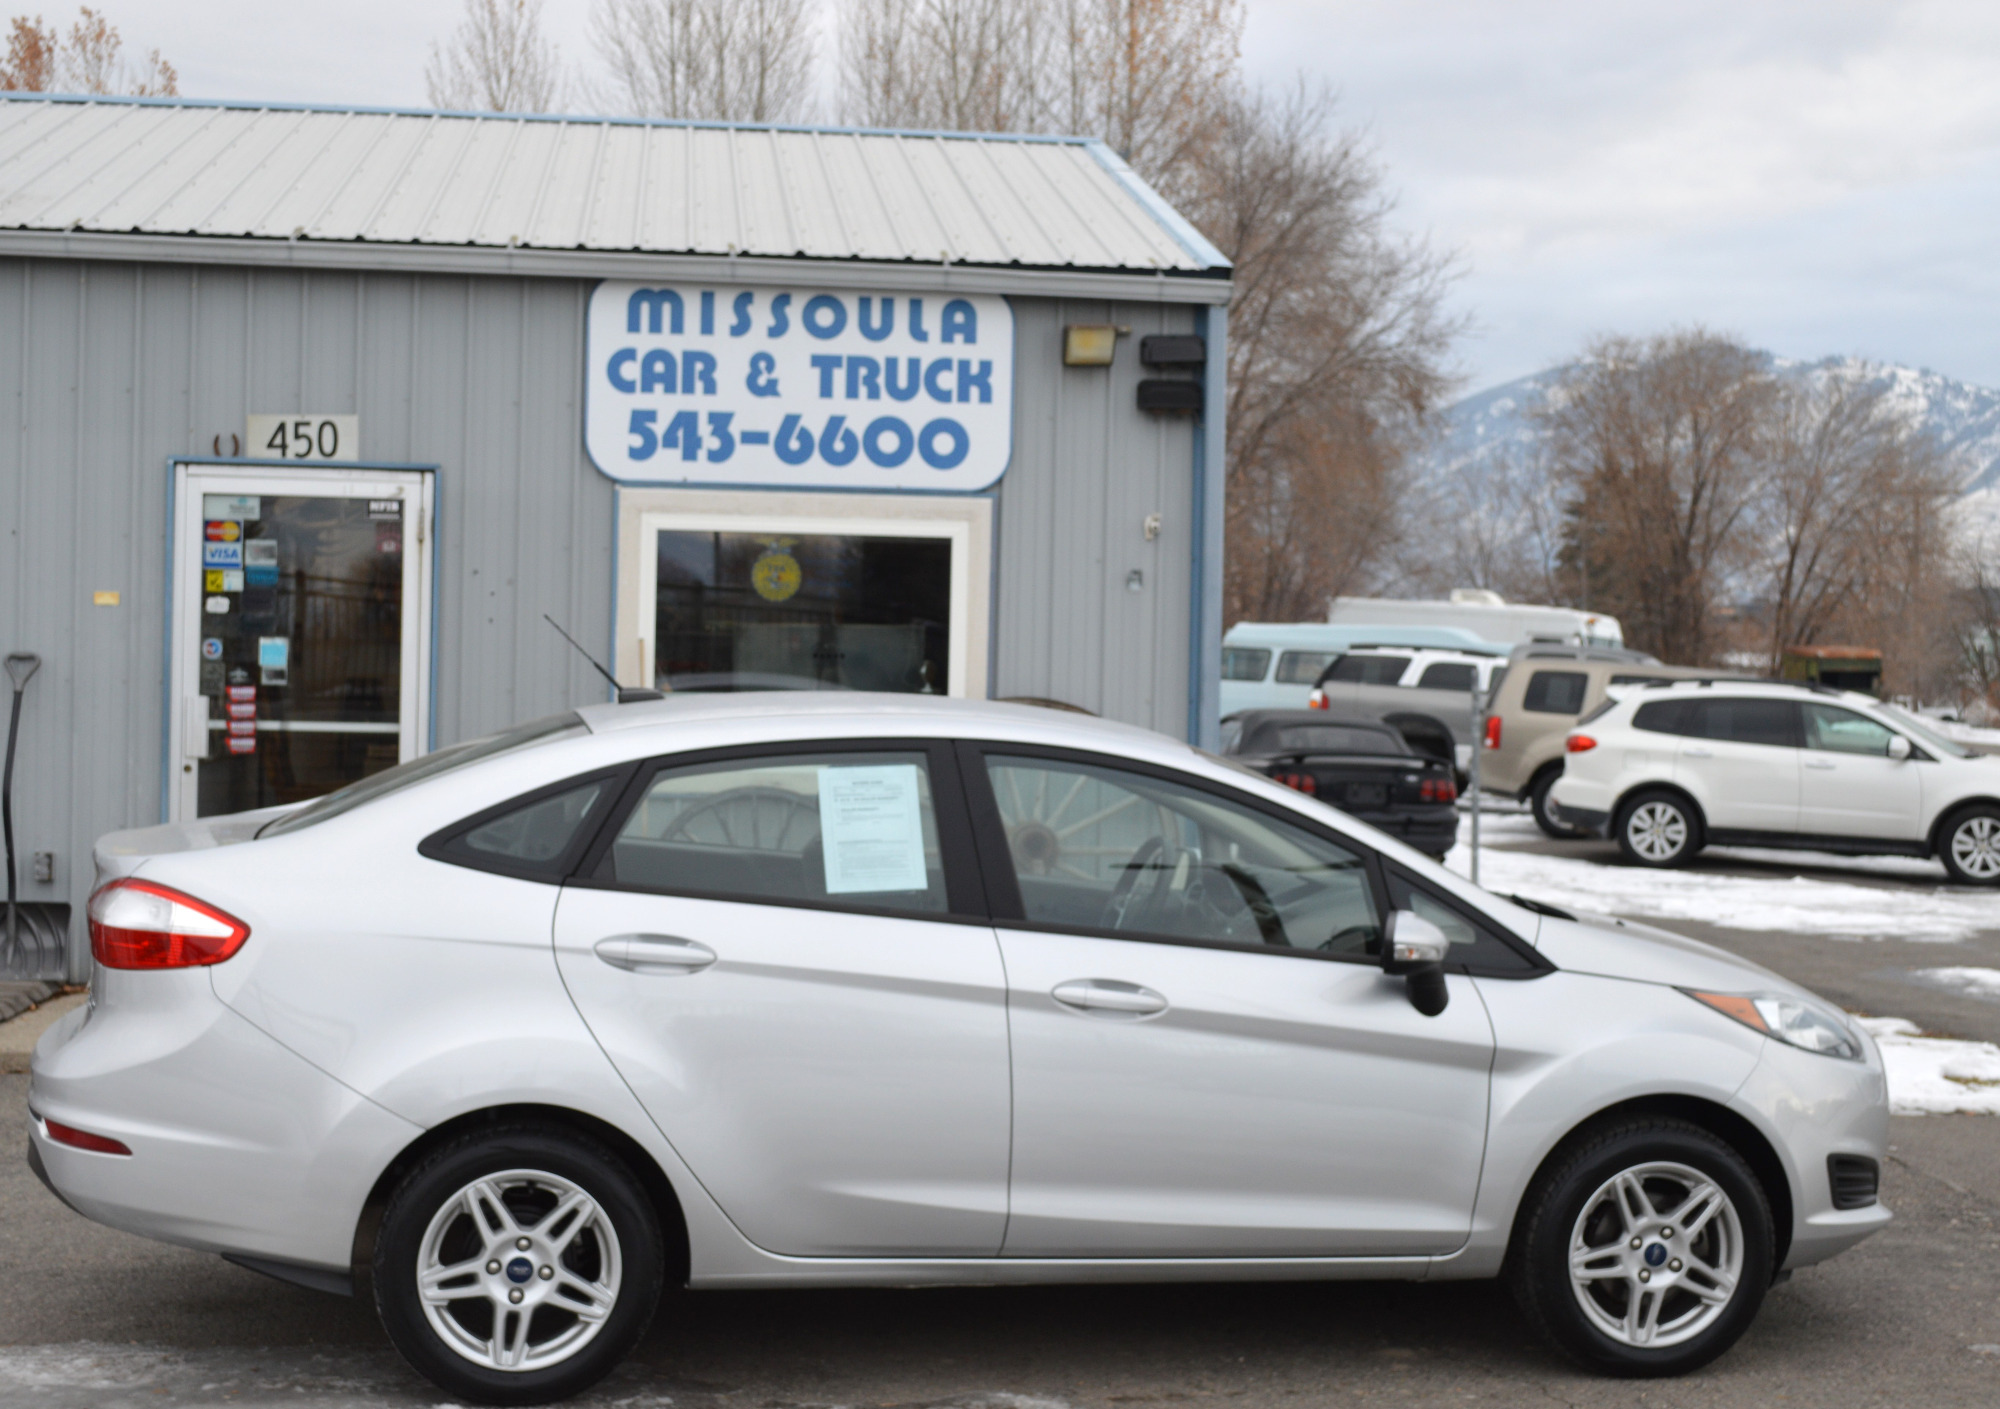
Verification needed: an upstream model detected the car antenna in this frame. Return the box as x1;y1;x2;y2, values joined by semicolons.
544;615;664;704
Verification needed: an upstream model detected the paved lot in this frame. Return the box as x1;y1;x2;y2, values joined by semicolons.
4;836;1998;1408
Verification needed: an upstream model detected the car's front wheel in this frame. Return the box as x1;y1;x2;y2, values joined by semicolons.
1939;804;2000;886
1615;791;1702;867
1509;1119;1774;1375
373;1125;664;1405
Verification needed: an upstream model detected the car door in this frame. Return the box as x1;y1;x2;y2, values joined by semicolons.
1798;703;1925;839
964;744;1497;1259
1675;698;1802;834
553;740;1013;1257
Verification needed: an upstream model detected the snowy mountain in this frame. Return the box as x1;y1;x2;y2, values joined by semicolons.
1420;355;2000;530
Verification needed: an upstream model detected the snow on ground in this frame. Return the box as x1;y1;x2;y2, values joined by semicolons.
1856;1017;2000;1115
1446;811;1991;942
1911;966;2000;1000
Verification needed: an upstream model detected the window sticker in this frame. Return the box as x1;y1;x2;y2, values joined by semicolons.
202;495;259;520
817;764;928;894
203;541;243;569
243;539;279;587
204;595;230;615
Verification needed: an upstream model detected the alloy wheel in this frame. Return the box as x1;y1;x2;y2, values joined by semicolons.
1625;802;1688;862
1567;1161;1744;1349
1949;815;2000;881
415;1168;623;1373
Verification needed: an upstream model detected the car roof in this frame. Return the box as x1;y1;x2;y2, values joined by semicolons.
576;690;1175;751
1611;680;1878;708
1337;646;1498;663
1225;709;1398;732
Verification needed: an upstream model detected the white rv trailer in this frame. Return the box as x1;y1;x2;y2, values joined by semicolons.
1329;590;1624;650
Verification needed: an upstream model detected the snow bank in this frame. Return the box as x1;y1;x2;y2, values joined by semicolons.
1855;1017;2000;1115
1912;966;2000;999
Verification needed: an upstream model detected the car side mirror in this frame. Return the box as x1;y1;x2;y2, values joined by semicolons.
1383;910;1451;1017
1887;734;1912;761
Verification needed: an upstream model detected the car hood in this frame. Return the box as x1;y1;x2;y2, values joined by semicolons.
1532;911;1803;995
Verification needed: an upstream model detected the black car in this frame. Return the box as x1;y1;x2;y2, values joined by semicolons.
1221;709;1458;858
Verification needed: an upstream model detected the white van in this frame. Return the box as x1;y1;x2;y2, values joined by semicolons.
1328;590;1625;650
1221;622;1506;715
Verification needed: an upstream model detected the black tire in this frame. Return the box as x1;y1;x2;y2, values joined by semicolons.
1614;790;1703;868
373;1125;664;1406
1530;767;1585;839
1508;1119;1774;1376
1937;803;2000;886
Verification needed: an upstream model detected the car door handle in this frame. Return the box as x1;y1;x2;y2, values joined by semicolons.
1050;979;1168;1017
1683;747;1714;759
1804;758;1837;770
594;934;717;975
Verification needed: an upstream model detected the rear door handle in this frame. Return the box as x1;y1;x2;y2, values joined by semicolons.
1683;747;1714;759
594;934;717;974
1804;758;1837;770
1051;978;1168;1017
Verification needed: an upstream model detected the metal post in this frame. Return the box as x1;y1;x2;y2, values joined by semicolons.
1468;677;1483;886
3;653;42;966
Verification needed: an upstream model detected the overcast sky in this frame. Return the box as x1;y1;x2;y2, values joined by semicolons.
85;0;2000;396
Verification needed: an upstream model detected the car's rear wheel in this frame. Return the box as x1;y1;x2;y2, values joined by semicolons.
1509;1119;1773;1376
1939;804;2000;886
1530;767;1585;839
374;1125;663;1405
1615;791;1702;867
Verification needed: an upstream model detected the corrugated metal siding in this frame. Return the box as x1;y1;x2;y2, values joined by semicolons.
0;97;1222;273
0;258;618;978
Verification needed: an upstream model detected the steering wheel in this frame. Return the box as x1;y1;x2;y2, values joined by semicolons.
1099;836;1168;930
1218;863;1289;947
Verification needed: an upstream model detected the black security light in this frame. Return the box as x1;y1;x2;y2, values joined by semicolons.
1139;335;1206;368
1137;380;1203;415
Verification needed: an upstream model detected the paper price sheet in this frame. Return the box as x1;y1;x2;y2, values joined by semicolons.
818;765;929;895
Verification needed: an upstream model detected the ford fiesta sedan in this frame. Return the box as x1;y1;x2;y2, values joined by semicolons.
29;695;1889;1403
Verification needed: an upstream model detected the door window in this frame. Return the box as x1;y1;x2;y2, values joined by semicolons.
1802;704;1897;756
1416;661;1478;691
1689;698;1801;747
1323;654;1410;686
1221;647;1272;682
1522;670;1588;714
1275;650;1337;684
595;750;956;915
979;754;1381;957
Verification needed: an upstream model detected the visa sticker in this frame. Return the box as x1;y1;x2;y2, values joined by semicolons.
201;637;223;661
203;541;243;569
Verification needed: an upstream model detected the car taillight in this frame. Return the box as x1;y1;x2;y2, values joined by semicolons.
1483;716;1502;749
1567;734;1598;753
1307;690;1327;711
1420;776;1458;803
88;879;249;970
44;1118;132;1156
1274;771;1318;795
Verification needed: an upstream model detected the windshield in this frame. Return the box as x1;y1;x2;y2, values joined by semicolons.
1879;703;1974;760
258;713;587;837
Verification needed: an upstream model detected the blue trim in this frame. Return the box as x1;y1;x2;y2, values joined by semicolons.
1081;142;1231;270
426;472;442;752
158;461;179;823
1185;306;1227;749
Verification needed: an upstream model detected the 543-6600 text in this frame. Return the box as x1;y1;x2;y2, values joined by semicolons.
627;410;971;471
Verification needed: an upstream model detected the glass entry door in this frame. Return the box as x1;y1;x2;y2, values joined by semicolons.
168;463;434;821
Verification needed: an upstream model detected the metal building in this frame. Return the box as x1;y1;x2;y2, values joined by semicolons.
0;93;1231;981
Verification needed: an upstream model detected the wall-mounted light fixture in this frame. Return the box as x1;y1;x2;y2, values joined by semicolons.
1063;325;1120;366
1139;335;1206;368
1136;380;1203;414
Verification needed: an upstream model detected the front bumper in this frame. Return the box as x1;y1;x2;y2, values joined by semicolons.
1553;803;1609;836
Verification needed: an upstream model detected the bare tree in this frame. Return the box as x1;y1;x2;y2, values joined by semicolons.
839;0;1046;132
426;0;565;113
594;0;815;122
1;7;175;94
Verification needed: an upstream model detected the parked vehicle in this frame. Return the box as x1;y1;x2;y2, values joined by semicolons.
1221;709;1458;857
35;694;1887;1400
1305;647;1510;775
1550;681;2000;884
1330;590;1625;650
1221;622;1505;716
1479;646;1735;838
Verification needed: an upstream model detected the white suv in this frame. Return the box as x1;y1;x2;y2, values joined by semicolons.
1549;682;2000;884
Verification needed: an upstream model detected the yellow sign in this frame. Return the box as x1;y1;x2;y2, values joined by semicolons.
205;570;225;593
751;541;803;603
91;590;120;606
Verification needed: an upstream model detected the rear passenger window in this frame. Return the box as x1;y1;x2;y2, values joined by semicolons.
1522;671;1588;714
1632;700;1693;735
1325;654;1411;685
1275;650;1337;684
1689;699;1799;747
1416;662;1477;691
597;751;951;915
1222;648;1272;682
422;772;622;882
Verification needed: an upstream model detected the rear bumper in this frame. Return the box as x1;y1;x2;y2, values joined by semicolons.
1553;804;1610;836
1349;808;1458;857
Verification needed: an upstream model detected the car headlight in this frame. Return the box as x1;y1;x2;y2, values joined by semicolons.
1682;989;1863;1061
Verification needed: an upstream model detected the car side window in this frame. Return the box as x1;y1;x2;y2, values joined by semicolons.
1522;670;1588;714
980;753;1383;959
596;750;952;915
1383;867;1538;975
1688;698;1800;748
421;771;623;882
1324;654;1411;686
1221;647;1271;682
1275;650;1337;684
1416;661;1477;691
1802;703;1897;756
1631;699;1692;735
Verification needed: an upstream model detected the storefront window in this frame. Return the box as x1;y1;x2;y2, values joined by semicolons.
654;531;951;694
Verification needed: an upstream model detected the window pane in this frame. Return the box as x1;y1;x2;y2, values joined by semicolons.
1804;704;1895;756
1221;648;1272;682
1631;700;1691;735
1522;671;1588;714
605;751;947;913
462;778;612;865
1326;654;1410;685
1416;662;1477;692
985;755;1381;955
1275;650;1337;684
1691;699;1797;748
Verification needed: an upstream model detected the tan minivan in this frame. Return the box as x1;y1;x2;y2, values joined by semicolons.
1481;646;1746;836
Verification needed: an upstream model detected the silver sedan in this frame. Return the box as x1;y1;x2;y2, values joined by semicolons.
29;695;1889;1403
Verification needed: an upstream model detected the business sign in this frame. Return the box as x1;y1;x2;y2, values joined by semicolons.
585;282;1013;491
